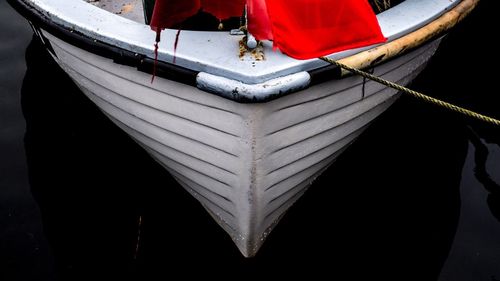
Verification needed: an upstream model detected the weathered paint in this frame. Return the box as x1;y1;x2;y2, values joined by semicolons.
196;72;311;102
8;0;478;257
40;29;443;256
9;0;461;88
336;0;479;76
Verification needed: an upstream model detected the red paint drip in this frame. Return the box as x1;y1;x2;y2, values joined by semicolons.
151;29;161;84
173;29;181;64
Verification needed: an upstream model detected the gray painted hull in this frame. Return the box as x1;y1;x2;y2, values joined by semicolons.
41;29;441;256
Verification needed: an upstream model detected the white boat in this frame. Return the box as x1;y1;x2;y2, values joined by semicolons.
9;0;478;257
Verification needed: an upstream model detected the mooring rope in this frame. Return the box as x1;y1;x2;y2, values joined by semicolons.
319;56;500;127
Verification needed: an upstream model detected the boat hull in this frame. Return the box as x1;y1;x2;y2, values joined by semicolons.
37;28;442;256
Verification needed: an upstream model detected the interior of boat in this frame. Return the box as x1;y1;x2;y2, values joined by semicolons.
86;0;243;30
86;0;146;24
86;0;404;29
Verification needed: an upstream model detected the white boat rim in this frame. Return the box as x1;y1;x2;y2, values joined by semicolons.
8;0;464;102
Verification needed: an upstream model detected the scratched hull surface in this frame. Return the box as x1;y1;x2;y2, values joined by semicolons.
41;29;441;256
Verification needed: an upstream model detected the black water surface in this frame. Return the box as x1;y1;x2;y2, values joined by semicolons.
1;0;499;280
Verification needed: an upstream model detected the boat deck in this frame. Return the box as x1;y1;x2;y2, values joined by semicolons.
86;0;145;23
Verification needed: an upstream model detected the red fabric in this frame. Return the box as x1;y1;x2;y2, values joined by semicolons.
200;0;245;21
150;0;386;60
150;0;245;31
150;0;200;31
262;0;386;59
247;0;273;40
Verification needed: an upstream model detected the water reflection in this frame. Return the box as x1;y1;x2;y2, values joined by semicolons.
22;36;148;279
467;127;500;222
22;36;471;279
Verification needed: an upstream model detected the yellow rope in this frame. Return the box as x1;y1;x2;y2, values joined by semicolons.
319;56;500;127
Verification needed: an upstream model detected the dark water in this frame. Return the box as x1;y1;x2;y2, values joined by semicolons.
1;0;499;280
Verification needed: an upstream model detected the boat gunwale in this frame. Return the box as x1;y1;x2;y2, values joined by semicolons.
7;0;477;103
8;0;199;86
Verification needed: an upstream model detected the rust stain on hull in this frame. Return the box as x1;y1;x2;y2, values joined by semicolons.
239;37;266;61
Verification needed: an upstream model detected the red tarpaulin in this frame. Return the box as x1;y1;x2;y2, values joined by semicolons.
200;0;246;22
247;0;273;41
150;0;245;31
150;0;386;60
150;0;200;31
250;0;386;59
